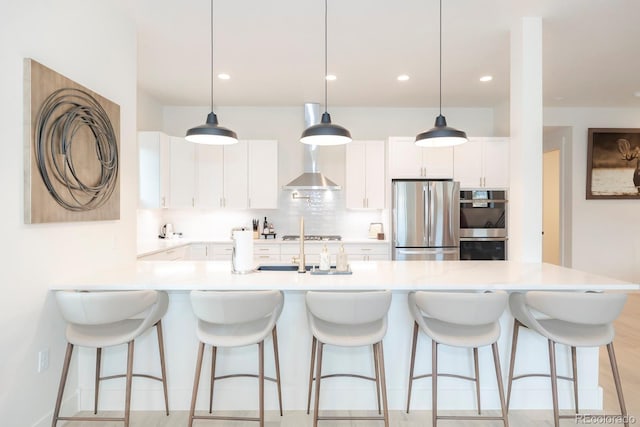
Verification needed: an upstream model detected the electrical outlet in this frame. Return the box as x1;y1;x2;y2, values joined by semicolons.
38;349;49;373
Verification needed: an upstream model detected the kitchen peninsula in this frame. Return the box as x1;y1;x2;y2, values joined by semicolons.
51;260;638;415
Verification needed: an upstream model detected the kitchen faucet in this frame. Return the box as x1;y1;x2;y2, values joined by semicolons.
291;216;306;273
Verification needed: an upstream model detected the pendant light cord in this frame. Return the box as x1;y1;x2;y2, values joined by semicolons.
210;0;214;112
439;0;442;116
324;0;328;114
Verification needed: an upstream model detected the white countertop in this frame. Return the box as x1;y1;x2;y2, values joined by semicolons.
51;260;639;292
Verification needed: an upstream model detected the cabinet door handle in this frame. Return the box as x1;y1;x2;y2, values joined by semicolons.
363;198;366;208
258;248;269;251
162;196;166;207
248;198;251;208
361;248;372;251
192;197;195;207
480;177;483;187
258;255;270;259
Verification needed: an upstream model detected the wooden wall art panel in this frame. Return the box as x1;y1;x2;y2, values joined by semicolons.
24;59;120;223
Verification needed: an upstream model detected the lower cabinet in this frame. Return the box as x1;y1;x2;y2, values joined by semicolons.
342;243;390;261
138;245;189;261
141;241;390;263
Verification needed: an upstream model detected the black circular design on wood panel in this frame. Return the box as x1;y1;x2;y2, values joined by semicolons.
35;88;118;212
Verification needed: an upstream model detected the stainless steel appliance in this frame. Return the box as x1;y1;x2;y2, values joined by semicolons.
392;179;459;260
459;189;507;260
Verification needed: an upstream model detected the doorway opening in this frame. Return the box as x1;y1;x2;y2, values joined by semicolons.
542;126;572;266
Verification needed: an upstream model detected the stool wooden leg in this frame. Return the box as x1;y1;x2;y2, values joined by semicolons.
156;320;170;416
313;342;324;427
259;340;265;427
432;340;438;427
94;347;102;414
506;319;520;411
272;326;283;416
406;321;418;413
51;343;74;427
377;341;390;427
189;342;205;427
124;341;134;427
473;347;481;415
307;336;317;415
373;343;382;415
571;346;579;414
607;343;629;427
209;345;217;414
491;342;510;427
548;340;560;427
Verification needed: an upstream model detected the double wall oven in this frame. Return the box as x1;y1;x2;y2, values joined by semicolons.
459;190;508;260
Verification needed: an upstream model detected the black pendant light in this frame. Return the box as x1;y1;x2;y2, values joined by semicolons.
300;0;352;146
415;0;467;147
186;0;238;145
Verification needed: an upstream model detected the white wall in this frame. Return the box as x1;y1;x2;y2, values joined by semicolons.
137;89;164;131
545;108;640;282
0;1;137;426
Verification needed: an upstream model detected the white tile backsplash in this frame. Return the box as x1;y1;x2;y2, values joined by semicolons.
138;190;388;241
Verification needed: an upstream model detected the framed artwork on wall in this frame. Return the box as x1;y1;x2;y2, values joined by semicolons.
24;58;120;223
586;128;640;199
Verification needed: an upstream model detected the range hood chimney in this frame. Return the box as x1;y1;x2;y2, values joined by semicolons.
283;103;341;190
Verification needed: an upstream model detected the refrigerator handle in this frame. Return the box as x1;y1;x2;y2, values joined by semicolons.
423;185;429;245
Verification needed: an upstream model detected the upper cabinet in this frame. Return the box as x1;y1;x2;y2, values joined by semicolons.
388;137;453;179
169;137;196;208
138;132;278;210
345;140;385;209
248;140;278;209
454;137;509;188
197;141;249;209
138;131;171;209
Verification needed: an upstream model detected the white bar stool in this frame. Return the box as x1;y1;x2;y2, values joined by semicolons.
305;290;392;427
188;290;284;427
52;290;170;427
507;291;628;427
406;291;509;427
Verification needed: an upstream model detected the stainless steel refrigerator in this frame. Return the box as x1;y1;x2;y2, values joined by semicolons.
392;179;460;260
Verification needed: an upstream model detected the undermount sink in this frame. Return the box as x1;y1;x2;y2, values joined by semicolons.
256;264;314;272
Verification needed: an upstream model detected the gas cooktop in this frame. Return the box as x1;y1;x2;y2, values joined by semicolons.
281;235;342;241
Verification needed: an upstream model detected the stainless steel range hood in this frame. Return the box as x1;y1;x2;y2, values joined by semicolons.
283;103;341;190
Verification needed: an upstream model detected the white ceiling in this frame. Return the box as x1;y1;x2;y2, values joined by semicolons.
130;0;640;109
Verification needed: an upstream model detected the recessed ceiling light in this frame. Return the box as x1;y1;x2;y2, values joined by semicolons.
554;96;565;101
479;75;493;82
325;74;337;81
217;73;230;80
397;74;410;82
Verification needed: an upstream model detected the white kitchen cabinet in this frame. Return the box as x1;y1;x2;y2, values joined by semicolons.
345;140;385;209
138;131;170;208
197;140;279;210
223;141;248;208
253;243;281;263
342;242;390;261
196;141;248;209
454;137;509;188
388;137;453;179
210;243;233;261
169;136;196;208
248;140;278;209
188;243;209;260
196;145;224;209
